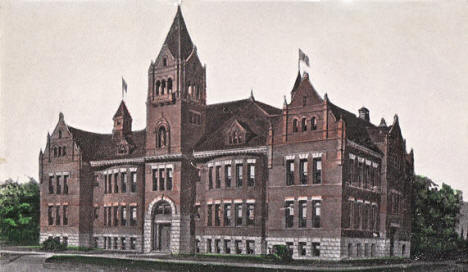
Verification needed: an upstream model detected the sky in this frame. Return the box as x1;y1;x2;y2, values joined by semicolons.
1;0;467;197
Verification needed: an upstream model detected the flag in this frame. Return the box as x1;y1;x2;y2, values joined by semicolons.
122;77;128;94
299;49;310;67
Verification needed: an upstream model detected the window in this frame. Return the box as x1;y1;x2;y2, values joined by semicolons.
356;244;362;257
348;243;353;257
195;205;200;219
63;237;68;247
311;117;317;130
247;164;255;187
55;206;61;225
299;200;307;228
362;204;368;230
155;80;160;96
58;130;62;138
207;239;212;253
301;118;307;131
312;200;321;228
56;176;61;194
63;205;68;225
246;240;254;254
354;202;360;229
53;147;57;157
313;158;322;184
215;166;221;188
208;167;213;189
195;239;200;253
224;204;231;226
103;207;108;226
108;174;112;194
235;203;243;226
161;80;166;95
163;57;167;66
247;203;255;225
120;172;126;193
286;160;294;185
113;206;118;226
364;165;369;189
358;161;363;187
157;126;167;148
131;172;137;192
293;119;298;132
155;202;171;215
167;78;173;92
207;205;212;226
121;206;127;226
215;239;221;253
235;164;243;187
151;169;158;191
48;206;53;225
121;237;126;250
349;158;354;185
299;242;307;256
108;207;112;226
94;237;98;248
114;173;119;193
130;207;137;226
131;238;136;250
166;168;173;190
159;169;165;191
224;240;231;254
63;175;69;194
48;176;54;194
371;244;376;257
365;243;369;257
225;165;232;188
285;201;294;228
63;147;66;155
312;242;320;257
114;237;118;249
215;204;221;226
94;207;99;220
299;159;308;184
235;240;242;254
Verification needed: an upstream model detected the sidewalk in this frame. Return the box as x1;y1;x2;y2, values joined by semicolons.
0;249;456;272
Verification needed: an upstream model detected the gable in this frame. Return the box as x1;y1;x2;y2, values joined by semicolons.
289;75;323;108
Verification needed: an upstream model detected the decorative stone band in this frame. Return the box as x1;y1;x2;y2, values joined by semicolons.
347;140;383;159
349;152;380;168
193;146;267;159
90;153;184;167
150;163;174;169
285;152;323;161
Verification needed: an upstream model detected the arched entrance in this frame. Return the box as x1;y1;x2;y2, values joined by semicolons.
152;201;172;251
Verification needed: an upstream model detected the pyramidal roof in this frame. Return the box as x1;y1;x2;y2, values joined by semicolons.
113;100;132;119
163;6;194;60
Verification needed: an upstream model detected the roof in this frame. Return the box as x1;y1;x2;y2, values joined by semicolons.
113;100;132;119
68;126;146;161
163;6;194;61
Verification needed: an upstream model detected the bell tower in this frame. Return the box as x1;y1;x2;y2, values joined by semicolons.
146;6;206;156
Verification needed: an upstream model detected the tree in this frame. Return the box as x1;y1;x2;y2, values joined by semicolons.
0;178;40;244
411;175;463;259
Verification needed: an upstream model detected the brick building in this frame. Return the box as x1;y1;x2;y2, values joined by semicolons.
39;7;414;260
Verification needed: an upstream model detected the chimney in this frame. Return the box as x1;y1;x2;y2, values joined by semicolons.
358;107;370;122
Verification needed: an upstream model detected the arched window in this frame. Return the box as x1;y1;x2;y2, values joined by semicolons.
157;126;167;148
58;130;62;139
161;80;166;95
301;118;307;131
196;85;200;100
155;81;161;96
187;82;192;97
155;201;172;215
311;117;317;130
163;57;167;67
167;78;172;93
293;119;298;133
58;147;62;156
53;147;57;157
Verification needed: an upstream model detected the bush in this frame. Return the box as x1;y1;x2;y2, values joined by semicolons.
272;245;293;263
41;237;66;251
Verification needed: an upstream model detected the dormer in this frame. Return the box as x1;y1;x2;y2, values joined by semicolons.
225;120;253;145
113;100;132;142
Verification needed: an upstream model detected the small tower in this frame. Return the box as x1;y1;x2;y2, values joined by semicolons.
113;100;132;141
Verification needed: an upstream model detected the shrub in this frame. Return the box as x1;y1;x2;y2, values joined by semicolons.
41;237;66;251
272;245;293;263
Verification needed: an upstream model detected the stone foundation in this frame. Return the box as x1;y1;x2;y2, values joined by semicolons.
40;232;89;247
266;236;341;260
93;234;143;251
198;235;263;255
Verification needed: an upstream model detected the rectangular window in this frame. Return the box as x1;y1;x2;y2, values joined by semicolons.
63;237;68;247
130;207;137;226
113;206;118;226
130;237;136;250
131;171;137;192
108;207;112;226
159;169;165;191
362;204;368;230
236;164;243;187
113;237;118;249
195;239;200;253
93;237;98;248
56;176;61;194
313;158;322;184
354;202;360;229
121;237;126;250
215;204;221;226
247;203;255;225
312;200;321;228
114;173;119;193
349;159;354;185
358;162;363;187
285;201;294;228
104;175;108;194
207;239;212;253
63;205;68;225
286;160;294;185
107;237;111;249
246;240;254;254
49;176;54;194
121;172;127;193
224;204;231;226
208;167;213;189
121;206;127;226
300;159;308;184
63;175;69;194
55;206;61;225
235;240;242;254
215;166;221;188
224;240;231;254
364;165;369;189
299;242;307;256
235;203;243;226
195;205;200;219
152;170;157;191
166;168;173;190
225;165;232;188
207;205;212;226
108;174;112;194
247;164;255;187
103;207;107;226
48;206;53;225
312;242;321;257
215;239;221;253
299;200;307;228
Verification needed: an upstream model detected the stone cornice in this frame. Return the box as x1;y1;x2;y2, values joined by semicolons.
90;153;184;167
347;140;383;159
193;146;268;159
